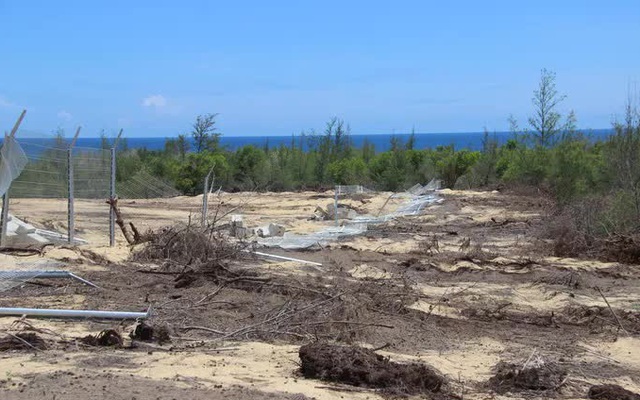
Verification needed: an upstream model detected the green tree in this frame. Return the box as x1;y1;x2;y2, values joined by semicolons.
192;113;220;153
528;69;566;147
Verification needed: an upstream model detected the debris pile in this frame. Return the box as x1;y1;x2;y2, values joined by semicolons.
0;332;47;351
299;342;445;395
487;358;567;394
588;384;640;400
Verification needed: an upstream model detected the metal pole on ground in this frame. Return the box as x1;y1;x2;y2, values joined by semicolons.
67;127;81;244
109;129;123;247
0;110;27;247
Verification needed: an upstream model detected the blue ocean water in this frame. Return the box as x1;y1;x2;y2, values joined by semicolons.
85;129;615;152
7;129;615;153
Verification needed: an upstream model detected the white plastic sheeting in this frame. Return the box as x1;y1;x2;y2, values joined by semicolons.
0;136;28;197
257;181;442;250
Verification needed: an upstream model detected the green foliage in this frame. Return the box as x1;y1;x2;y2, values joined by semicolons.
547;139;601;205
231;145;269;190
191;113;220;153
528;68;566;147
174;151;229;195
430;146;480;189
327;157;368;185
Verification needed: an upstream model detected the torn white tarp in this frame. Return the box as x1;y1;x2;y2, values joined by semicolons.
0;136;28;197
0;213;87;247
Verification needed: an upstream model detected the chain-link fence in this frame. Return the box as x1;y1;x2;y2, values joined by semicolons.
3;135;111;246
1;129;182;249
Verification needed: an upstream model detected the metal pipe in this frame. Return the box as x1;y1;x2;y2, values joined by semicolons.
0;307;149;320
0;270;99;288
251;251;323;267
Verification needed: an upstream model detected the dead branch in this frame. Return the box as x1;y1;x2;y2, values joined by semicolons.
595;286;629;334
288;320;395;329
106;198;150;245
181;326;226;335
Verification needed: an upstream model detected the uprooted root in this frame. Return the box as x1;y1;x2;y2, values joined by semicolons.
588;384;640;400
80;329;123;347
487;360;567;394
299;342;445;395
0;332;47;351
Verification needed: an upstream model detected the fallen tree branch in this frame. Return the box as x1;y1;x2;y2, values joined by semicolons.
288;320;395;329
181;326;226;335
595;286;629;334
106;198;147;245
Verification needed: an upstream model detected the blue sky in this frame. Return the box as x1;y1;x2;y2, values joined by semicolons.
1;0;639;137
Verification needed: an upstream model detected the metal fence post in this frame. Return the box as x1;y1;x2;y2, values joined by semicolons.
202;173;210;227
109;147;116;246
67;148;74;244
0;192;9;247
334;186;339;226
67;127;80;245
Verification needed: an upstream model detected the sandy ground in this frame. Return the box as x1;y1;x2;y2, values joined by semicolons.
1;189;639;399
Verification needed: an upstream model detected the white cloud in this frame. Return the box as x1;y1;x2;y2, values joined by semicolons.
0;96;14;108
142;94;168;109
57;110;73;121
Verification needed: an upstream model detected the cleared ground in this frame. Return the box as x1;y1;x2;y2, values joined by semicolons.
1;189;639;399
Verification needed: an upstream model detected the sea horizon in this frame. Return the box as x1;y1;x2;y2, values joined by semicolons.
8;128;615;153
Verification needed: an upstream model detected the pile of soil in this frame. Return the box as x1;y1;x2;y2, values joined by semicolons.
0;332;47;351
588;384;640;400
487;361;567;394
80;329;123;347
299;342;445;395
130;322;171;344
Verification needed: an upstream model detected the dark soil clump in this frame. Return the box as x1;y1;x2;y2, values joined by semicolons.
80;329;123;347
0;332;47;351
487;361;567;394
588;384;640;400
130;322;171;344
298;342;445;395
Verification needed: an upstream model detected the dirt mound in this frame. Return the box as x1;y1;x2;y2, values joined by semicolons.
588;384;640;400
130;322;171;344
0;333;47;351
487;361;567;394
298;342;445;395
80;329;123;347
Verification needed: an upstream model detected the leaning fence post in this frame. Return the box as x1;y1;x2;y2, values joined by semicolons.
67;127;81;244
202;173;210;227
0;110;27;247
0;192;9;247
201;167;215;227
